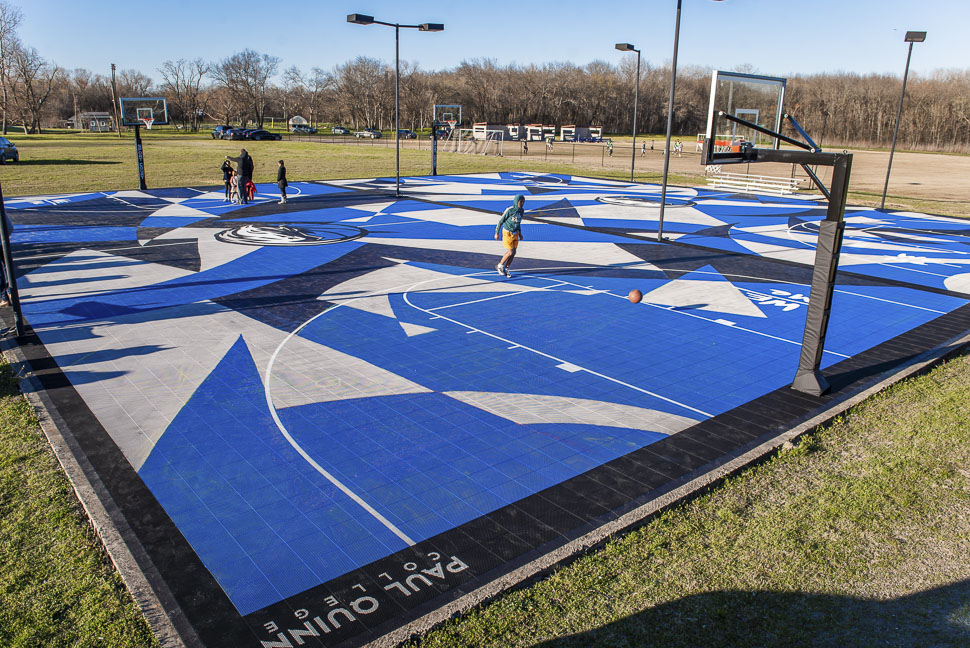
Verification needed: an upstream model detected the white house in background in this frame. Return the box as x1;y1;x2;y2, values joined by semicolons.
66;112;115;132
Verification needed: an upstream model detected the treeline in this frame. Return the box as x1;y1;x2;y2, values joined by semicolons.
2;1;968;152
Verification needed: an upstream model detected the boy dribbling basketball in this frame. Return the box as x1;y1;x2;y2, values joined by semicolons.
494;194;525;277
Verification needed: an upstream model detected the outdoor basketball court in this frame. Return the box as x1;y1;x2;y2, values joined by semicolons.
6;172;970;648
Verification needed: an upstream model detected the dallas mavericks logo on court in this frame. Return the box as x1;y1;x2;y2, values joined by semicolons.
215;223;367;246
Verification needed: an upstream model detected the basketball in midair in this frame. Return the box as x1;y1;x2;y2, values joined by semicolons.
628;289;642;304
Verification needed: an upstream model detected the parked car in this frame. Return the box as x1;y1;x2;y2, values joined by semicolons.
354;128;382;139
0;137;18;163
247;129;282;141
331;126;350;135
397;129;417;139
226;128;252;140
291;125;318;134
211;125;234;139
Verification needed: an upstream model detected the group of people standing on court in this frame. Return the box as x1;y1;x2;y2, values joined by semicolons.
221;149;288;205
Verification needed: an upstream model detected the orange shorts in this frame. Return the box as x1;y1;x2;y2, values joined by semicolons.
502;229;520;250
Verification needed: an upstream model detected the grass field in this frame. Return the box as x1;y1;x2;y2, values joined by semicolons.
0;133;965;217
0;134;969;646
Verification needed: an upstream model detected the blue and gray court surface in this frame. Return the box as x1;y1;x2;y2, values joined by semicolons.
7;172;970;647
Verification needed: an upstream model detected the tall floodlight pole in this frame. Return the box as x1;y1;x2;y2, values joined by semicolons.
348;14;444;199
659;0;725;242
880;30;926;210
615;43;641;182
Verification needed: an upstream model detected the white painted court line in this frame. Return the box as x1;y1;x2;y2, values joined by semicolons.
402;271;713;419
655;266;953;317
263;275;443;548
530;271;852;360
427;281;569;312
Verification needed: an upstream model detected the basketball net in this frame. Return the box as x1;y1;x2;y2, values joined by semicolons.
446;120;457;132
140;118;154;130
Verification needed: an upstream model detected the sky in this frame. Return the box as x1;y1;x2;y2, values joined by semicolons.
15;0;970;81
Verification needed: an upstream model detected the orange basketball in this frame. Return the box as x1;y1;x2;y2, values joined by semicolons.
628;289;642;304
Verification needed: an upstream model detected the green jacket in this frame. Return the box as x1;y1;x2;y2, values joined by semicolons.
495;195;525;237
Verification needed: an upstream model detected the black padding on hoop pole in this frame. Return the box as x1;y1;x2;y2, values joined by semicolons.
791;153;852;396
134;124;147;190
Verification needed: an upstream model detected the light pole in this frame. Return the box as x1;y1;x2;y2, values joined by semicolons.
658;0;725;242
880;30;926;210
347;14;444;198
615;43;641;183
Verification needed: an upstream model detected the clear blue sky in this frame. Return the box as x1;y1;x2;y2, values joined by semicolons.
16;0;969;80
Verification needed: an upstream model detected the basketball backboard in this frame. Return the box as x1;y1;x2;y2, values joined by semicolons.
702;71;786;166
119;97;169;127
433;104;462;129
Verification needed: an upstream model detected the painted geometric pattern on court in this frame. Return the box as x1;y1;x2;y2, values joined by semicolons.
8;179;966;616
329;172;970;295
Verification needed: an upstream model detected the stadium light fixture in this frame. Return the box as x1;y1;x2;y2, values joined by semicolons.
615;43;641;183
658;0;726;242
880;30;926;210
348;14;444;198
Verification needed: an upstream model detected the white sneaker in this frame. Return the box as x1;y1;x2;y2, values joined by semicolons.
278;200;284;204
496;263;504;276
503;267;512;277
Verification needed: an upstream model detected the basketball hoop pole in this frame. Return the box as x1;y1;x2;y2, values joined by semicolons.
0;182;24;337
660;0;726;241
134;124;147;190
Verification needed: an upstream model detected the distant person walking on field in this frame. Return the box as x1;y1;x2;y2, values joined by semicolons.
523;140;528;155
226;148;254;204
494;194;525;278
608;140;614;157
277;160;288;204
641;141;646;157
221;159;233;201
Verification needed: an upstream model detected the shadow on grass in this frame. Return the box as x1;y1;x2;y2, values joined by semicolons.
14;159;121;166
535;581;970;648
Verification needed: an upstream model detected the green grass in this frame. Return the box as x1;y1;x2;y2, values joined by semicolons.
0;359;159;648
0;133;701;203
2;132;963;218
406;353;970;647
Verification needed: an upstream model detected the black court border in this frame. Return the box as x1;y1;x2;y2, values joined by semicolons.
5;179;970;648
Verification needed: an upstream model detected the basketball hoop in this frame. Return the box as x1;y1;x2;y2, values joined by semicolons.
445;120;457;132
140;117;154;130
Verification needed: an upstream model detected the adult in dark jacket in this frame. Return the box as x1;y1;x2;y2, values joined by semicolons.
220;159;233;201
277;159;288;204
225;149;254;204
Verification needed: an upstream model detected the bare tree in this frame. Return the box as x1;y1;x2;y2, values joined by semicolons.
159;58;209;131
211;49;280;128
0;0;22;134
9;43;59;133
284;66;332;128
116;68;153;97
